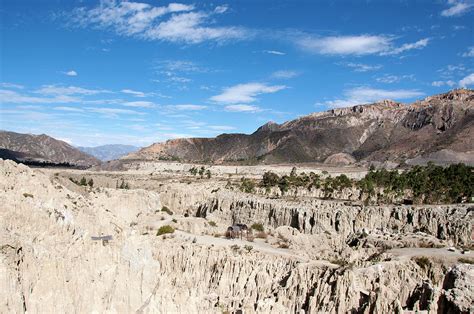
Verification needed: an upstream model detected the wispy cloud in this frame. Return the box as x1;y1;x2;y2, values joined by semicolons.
210;83;286;104
214;5;229;14
71;2;247;44
432;80;456;87
263;50;286;56
172;104;207;111
0;89;79;104
441;0;473;17
462;46;474;57
122;101;157;108
35;85;110;95
319;87;424;108
121;89;147;97
376;74;415;84
0;82;24;89
381;38;429;55
459;73;474;87
297;35;430;56
63;70;78;76
224;104;263;112
271;70;299;79
338;62;382;72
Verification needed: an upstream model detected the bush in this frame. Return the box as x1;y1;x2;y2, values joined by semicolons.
458;257;474;264
413;256;431;270
240;177;255;193
172;218;178;223
161;206;173;215
157;225;175;236
23;193;33;198
208;221;217;227
244;245;253;253
251;223;264;232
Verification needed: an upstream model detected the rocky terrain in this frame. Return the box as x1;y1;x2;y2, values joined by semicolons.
125;89;474;165
0;130;100;167
1;159;473;313
78;144;139;161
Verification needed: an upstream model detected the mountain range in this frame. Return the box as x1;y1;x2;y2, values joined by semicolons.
124;89;474;166
77;144;139;161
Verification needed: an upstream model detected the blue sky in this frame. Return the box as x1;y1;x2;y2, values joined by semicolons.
1;0;473;147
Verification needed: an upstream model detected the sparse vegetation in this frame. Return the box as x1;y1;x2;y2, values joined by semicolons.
157;225;175;236
172;218;178;223
23;193;33;198
240;177;255;193
161;206;173;215
251;223;264;232
208;221;217;227
244;245;253;253
458;257;474;264
117;179;130;189
413;256;431;270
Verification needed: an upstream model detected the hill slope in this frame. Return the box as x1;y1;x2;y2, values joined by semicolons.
0;131;100;167
124;89;474;165
78;144;139;161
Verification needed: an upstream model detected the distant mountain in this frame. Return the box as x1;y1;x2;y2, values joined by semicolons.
78;144;140;161
124;89;474;166
0;131;100;167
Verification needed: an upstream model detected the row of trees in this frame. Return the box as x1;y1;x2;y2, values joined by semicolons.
241;163;473;204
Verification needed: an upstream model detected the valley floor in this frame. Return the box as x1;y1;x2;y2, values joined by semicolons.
0;159;472;313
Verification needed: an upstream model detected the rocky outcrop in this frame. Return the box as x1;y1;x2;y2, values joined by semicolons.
124;89;474;165
1;160;473;313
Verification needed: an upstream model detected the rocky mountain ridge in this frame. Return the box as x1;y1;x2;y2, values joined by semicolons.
0;130;100;167
125;89;474;165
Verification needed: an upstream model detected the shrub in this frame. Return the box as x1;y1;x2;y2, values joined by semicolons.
79;177;87;186
413;256;431;270
23;193;33;198
161;206;173;215
251;223;264;232
172;218;178;223
208;221;217;227
240;177;255;193
458;257;474;264
157;225;175;236
244;245;253;253
88;178;94;187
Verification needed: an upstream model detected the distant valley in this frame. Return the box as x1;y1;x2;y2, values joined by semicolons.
77;144;140;161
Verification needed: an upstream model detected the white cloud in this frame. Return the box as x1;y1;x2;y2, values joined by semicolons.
376;74;415;84
72;2;246;44
0;89;79;104
173;104;207;110
210;83;286;104
441;0;473;17
121;89;146;97
339;62;382;72
86;107;146;117
459;73;474;87
431;80;456;87
297;35;429;56
214;5;229;14
381;38;430;55
271;70;299;79
63;70;78;76
123;101;157;108
462;46;474;57
263;50;286;55
36;85;109;95
53;106;85;112
224;104;262;112
0;82;24;89
321;87;424;108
